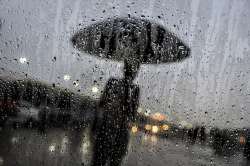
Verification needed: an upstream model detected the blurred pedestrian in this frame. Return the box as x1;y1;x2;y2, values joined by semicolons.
91;61;140;166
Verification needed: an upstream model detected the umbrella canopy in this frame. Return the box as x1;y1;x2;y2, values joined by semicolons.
71;17;190;64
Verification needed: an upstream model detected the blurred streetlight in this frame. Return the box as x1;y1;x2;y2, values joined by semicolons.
145;124;152;131
151;112;167;121
49;144;56;152
91;86;99;93
19;57;27;64
131;126;138;133
161;124;169;131
152;125;159;134
63;75;71;81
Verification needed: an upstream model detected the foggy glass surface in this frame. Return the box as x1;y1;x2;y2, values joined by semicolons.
0;0;250;166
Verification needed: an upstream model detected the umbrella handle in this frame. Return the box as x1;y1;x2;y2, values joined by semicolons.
123;59;140;82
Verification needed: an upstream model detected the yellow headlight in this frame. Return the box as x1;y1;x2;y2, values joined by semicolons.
161;124;169;131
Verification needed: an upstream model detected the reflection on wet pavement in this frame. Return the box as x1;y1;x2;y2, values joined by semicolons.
0;127;92;166
0;127;249;166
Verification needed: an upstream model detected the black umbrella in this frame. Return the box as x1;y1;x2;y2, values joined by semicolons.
71;17;190;65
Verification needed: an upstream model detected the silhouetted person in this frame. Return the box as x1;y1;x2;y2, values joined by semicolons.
187;128;193;143
192;127;199;144
200;126;206;143
211;128;228;155
91;60;140;166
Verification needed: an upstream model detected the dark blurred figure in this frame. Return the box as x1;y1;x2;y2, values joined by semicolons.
192;127;199;144
244;129;250;160
187;128;193;143
91;60;140;166
210;127;224;154
187;126;200;144
200;126;206;143
57;90;72;127
38;107;47;132
210;128;237;155
0;81;19;127
181;128;187;141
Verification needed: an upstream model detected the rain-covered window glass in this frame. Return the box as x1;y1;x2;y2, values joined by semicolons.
0;0;250;166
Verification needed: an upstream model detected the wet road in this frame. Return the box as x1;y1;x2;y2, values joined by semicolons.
0;127;249;166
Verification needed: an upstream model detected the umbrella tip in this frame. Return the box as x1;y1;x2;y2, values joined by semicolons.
177;42;191;61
